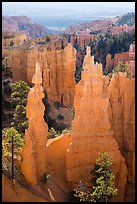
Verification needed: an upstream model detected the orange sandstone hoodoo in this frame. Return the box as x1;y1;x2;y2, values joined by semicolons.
21;63;48;185
65;46;128;202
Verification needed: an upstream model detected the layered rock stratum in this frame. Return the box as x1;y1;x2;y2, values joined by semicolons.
6;42;76;108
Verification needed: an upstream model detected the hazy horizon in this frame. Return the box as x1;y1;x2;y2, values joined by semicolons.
2;2;135;32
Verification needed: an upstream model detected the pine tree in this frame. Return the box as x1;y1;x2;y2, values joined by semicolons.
90;152;118;202
108;61;133;79
11;81;30;136
2;127;24;181
73;152;118;202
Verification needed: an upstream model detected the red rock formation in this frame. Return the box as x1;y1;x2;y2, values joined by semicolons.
105;53;114;73
2;33;27;47
114;51;129;67
2;174;48;202
21;63;48;185
128;43;135;76
69;34;97;73
105;42;135;78
70;34;96;49
27;43;76;107
105;51;129;73
65;47;127;202
70;35;76;47
108;72;135;201
6;49;27;81
46;133;72;192
6;41;76;108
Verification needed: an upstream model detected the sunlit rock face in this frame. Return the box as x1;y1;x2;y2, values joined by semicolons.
7;42;76;108
108;72;135;201
27;43;76;108
105;42;135;78
21;63;48;185
2;33;27;47
65;46;127;202
105;52;129;73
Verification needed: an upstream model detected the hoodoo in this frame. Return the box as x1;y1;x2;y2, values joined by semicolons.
21;63;48;185
65;46;127;202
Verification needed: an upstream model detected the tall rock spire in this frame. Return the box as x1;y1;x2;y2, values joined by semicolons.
65;47;127;202
21;62;48;185
32;62;42;85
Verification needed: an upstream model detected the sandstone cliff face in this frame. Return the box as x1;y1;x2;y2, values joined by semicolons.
6;48;27;81
2;33;27;47
70;34;95;49
105;42;135;76
21;63;48;185
105;52;129;73
5;41;76;130
114;51;129;67
108;73;135;201
46;133;72;193
69;34;97;69
65;47;127;202
7;42;76;108
27;43;76;108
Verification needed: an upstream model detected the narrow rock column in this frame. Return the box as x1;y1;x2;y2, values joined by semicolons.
21;63;48;185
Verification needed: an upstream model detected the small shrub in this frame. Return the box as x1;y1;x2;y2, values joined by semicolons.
61;128;72;134
48;127;58;139
41;173;50;184
126;71;133;79
44;35;50;42
10;40;14;47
